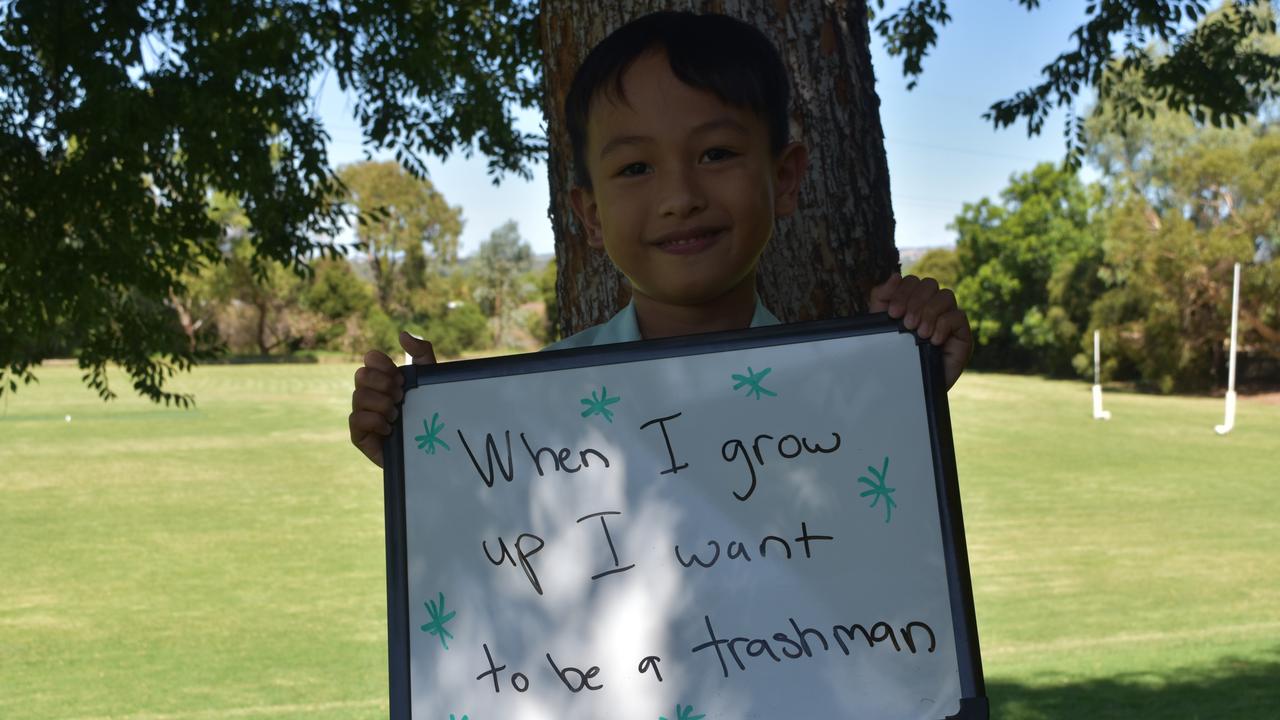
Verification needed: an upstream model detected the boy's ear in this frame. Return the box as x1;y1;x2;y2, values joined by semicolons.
772;141;809;218
570;185;606;249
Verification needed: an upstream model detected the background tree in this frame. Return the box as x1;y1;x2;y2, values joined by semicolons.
206;235;319;356
337;160;464;320
193;195;319;356
4;0;1277;401
906;247;960;289
951;163;1105;375
472;221;533;348
537;258;560;344
302;257;377;353
940;38;1280;392
1085;95;1278;391
167;196;250;357
875;0;1280;164
0;0;538;402
420;301;492;358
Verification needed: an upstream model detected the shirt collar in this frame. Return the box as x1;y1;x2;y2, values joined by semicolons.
543;296;781;351
608;296;780;341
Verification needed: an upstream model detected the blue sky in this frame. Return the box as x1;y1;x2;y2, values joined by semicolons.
319;1;1092;256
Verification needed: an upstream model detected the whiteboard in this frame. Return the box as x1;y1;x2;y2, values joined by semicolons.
383;316;986;720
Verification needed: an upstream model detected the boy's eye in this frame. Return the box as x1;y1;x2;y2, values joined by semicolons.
701;147;738;163
617;162;650;177
613;149;735;177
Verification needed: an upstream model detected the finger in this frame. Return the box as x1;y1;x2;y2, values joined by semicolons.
901;276;941;330
915;288;957;339
354;365;403;402
938;311;974;390
885;274;921;320
348;410;391;468
352;386;399;421
363;349;397;374
926;307;959;346
867;273;902;313
400;332;438;365
349;409;394;439
353;435;384;467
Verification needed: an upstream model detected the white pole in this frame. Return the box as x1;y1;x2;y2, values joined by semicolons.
1215;262;1241;435
1094;331;1101;385
1092;330;1111;420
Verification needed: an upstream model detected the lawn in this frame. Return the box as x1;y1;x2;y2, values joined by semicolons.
1;363;1276;719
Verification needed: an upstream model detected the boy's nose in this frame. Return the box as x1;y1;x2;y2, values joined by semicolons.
657;166;707;218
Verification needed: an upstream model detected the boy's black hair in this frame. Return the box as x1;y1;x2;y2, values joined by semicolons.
565;11;791;190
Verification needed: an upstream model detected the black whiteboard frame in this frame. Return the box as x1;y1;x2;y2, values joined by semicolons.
382;313;987;719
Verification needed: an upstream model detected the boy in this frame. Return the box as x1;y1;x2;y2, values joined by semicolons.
349;11;971;467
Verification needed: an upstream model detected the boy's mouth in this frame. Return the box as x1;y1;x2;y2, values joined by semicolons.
651;226;727;255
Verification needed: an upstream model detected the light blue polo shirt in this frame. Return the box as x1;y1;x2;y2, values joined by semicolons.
544;298;780;351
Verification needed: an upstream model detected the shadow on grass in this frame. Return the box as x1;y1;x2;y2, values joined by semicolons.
210;353;320;364
987;650;1280;719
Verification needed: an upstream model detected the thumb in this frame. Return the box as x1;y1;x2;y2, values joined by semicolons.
399;331;438;365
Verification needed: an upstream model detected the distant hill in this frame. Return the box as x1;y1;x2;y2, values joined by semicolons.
900;245;952;271
531;252;554;272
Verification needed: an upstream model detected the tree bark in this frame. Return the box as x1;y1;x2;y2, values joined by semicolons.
168;290;201;352
540;0;898;337
256;297;271;356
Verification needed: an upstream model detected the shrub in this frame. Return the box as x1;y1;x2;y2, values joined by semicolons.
421;302;490;358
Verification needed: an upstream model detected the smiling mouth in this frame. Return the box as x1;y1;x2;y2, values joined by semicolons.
653;228;726;254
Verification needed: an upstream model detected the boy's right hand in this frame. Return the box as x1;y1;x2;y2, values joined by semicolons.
349;332;437;468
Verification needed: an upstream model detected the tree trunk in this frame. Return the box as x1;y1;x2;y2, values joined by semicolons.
495;290;505;347
168;290;201;352
256;299;271;356
540;0;898;336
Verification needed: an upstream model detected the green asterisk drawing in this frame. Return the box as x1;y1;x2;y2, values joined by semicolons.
858;456;896;523
731;366;776;400
419;592;456;650
449;715;469;720
580;386;621;423
415;413;451;455
660;704;705;720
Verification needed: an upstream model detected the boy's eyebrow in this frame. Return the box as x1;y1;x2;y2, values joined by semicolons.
597;116;751;161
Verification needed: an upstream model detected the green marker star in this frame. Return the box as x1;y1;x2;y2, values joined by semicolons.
858;456;896;523
731;366;777;400
415;412;451;455
580;386;621;423
660;704;706;720
419;592;456;650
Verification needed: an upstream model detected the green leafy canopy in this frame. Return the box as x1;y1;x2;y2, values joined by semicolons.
4;1;1275;403
874;0;1280;165
0;0;541;403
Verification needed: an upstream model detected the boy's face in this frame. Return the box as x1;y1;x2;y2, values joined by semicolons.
570;51;806;308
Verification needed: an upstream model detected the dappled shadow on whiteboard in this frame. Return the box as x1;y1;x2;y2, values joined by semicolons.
986;649;1280;720
402;331;962;718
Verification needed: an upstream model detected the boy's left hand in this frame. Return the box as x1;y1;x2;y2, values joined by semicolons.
869;273;973;390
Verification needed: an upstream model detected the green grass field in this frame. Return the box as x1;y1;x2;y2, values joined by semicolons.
2;364;1277;719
